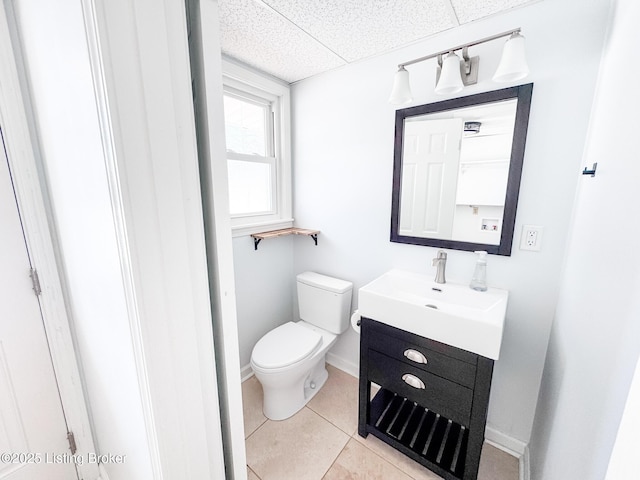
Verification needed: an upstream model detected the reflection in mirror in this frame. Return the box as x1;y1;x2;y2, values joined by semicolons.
391;84;533;256
400;100;517;245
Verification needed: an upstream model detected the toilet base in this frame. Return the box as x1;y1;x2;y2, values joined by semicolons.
258;355;329;421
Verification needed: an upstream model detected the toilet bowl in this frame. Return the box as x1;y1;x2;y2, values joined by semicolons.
251;321;337;420
250;272;353;420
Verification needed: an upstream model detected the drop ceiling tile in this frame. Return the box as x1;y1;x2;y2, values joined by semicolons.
451;0;537;24
218;0;347;82
261;0;458;62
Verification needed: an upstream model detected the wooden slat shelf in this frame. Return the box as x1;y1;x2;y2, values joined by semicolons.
369;388;468;478
250;227;320;250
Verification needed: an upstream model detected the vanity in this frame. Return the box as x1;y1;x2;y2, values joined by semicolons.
356;83;529;478
357;269;508;480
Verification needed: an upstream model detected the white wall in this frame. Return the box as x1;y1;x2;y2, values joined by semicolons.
291;0;611;448
233;236;294;369
530;0;640;477
10;1;155;478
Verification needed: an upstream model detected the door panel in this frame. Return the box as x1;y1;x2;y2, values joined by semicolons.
0;134;77;480
400;118;462;239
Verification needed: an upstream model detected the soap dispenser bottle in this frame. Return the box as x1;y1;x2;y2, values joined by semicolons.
470;251;488;292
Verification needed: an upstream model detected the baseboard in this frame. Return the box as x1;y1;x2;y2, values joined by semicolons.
326;351;359;378
485;426;530;480
519;445;531;480
240;363;254;382
485;426;526;456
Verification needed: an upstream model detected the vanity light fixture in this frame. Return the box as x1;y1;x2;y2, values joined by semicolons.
388;28;529;104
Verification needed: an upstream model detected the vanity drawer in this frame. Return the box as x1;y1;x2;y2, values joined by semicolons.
368;331;476;389
365;318;477;363
368;349;473;427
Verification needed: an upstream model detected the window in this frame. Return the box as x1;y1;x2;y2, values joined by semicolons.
224;89;274;216
222;61;292;235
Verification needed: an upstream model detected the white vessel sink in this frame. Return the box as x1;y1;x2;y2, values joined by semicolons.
358;269;508;359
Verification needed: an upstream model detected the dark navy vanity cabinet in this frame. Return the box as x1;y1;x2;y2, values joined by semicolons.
358;317;494;480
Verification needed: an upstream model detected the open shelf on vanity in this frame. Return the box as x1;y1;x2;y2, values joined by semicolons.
367;388;469;478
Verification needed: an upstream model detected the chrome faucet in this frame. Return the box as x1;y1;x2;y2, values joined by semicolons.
432;251;447;284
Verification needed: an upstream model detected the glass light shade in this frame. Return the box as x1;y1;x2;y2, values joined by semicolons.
388;67;412;105
493;32;529;82
435;52;464;95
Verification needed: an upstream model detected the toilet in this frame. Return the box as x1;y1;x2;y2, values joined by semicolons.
250;271;353;420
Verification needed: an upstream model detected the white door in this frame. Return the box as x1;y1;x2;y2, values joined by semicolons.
400;117;462;239
0;133;78;480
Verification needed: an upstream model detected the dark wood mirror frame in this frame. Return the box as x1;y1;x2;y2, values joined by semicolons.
390;83;534;256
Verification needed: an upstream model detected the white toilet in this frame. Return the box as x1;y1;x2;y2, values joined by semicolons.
250;271;353;420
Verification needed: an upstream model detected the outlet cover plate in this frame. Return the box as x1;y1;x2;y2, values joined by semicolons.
520;225;543;251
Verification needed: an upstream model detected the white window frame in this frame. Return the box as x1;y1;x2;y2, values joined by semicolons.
222;59;292;236
224;86;277;217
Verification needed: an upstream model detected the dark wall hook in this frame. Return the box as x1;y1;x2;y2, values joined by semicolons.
582;162;597;177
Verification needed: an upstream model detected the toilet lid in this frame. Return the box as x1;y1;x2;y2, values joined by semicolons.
252;322;322;369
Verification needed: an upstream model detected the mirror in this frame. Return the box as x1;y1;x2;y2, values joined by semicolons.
391;84;533;256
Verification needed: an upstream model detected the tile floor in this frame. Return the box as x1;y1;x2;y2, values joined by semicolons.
242;365;520;480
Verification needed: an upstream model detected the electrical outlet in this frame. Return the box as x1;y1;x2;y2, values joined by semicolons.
520;225;543;251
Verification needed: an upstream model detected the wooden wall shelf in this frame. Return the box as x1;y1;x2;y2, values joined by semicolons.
250;227;319;250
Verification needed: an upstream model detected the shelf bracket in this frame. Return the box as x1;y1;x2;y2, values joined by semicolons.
311;233;318;246
253;237;262;251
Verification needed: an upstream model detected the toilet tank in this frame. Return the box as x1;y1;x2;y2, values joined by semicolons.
297;272;353;334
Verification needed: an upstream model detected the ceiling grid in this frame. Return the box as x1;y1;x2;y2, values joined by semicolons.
218;0;538;83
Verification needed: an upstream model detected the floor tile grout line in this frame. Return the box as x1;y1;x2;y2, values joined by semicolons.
247;465;261;480
307;366;360;436
349;431;430;480
303;405;353;435
319;436;351;480
246;406;351;480
303;405;352;479
306;402;357;437
244;416;269;443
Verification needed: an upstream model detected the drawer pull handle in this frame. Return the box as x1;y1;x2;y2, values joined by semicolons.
404;349;428;364
402;373;426;389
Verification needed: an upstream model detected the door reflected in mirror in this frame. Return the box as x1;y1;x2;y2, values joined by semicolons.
391;84;533;255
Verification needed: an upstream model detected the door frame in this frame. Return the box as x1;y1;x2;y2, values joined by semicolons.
0;4;99;480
